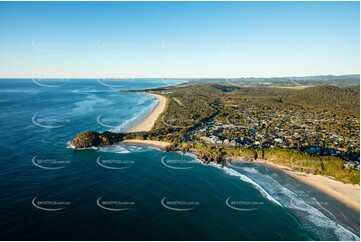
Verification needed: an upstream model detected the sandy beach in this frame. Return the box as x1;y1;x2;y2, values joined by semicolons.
126;93;167;133
121;139;171;148
123;92;170;149
244;159;360;212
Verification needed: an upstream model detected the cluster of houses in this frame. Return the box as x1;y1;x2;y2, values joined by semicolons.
200;135;237;146
191;108;360;167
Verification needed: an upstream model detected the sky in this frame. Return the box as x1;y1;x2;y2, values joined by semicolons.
0;1;359;78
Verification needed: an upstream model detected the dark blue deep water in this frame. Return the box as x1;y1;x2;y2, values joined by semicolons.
0;79;359;240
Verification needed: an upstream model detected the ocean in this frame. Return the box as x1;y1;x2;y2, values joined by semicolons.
0;79;359;240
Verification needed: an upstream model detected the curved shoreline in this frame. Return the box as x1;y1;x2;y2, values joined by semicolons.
235;159;360;212
281;166;360;212
126;93;167;133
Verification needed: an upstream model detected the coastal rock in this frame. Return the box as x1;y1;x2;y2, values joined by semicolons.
70;131;124;149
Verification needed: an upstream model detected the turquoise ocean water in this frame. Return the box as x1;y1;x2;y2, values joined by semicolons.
0;79;359;240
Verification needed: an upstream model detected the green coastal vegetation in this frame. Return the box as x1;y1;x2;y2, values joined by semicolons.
71;81;360;184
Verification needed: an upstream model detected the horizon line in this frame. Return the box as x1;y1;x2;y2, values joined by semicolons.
0;73;359;80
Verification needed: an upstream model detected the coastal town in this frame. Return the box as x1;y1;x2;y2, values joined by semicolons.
192;108;360;169
71;82;360;184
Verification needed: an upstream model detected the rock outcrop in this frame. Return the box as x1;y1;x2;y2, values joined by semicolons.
70;131;124;149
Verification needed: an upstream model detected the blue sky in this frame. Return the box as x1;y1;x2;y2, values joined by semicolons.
0;1;359;78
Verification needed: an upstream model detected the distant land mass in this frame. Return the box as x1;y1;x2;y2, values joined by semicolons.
162;74;360;87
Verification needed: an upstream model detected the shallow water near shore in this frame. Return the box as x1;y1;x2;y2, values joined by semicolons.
0;79;359;240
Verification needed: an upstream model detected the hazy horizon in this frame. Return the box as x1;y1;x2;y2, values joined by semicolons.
0;74;359;80
0;1;359;78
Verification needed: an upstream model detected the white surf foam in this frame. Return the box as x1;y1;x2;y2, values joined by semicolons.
71;94;112;115
110;98;158;133
181;152;204;163
232;165;360;240
210;163;282;207
66;144;98;150
97;145;130;154
71;88;104;94
239;167;259;174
